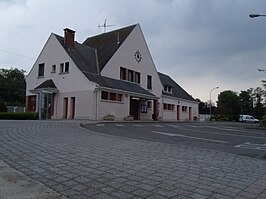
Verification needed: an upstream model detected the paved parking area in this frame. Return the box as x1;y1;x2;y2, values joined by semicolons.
0;120;266;198
85;122;266;160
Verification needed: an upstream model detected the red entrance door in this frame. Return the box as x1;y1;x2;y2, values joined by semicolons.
70;97;75;119
63;98;68;119
130;97;140;120
177;105;180;120
189;107;192;120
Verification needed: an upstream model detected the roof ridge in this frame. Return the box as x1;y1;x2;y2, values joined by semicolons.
85;24;137;40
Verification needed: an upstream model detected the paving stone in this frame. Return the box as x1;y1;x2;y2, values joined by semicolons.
189;192;209;199
132;189;153;197
111;190;136;199
92;193;117;199
153;187;179;197
118;184;138;193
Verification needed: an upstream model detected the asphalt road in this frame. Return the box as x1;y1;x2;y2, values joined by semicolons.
84;122;266;160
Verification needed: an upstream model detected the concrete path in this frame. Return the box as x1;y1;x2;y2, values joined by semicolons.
0;120;266;198
0;160;61;199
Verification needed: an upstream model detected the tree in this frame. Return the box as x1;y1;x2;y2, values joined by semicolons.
217;90;240;116
196;98;210;114
253;87;264;106
0;68;26;106
0;101;7;112
239;90;253;114
252;87;265;118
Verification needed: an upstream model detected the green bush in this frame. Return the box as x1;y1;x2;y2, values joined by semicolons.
210;114;239;122
0;101;7;112
260;115;266;128
0;112;38;120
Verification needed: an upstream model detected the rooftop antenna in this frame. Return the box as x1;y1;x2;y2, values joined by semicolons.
98;19;116;33
117;32;120;45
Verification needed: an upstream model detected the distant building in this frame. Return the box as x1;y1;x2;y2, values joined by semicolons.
26;24;198;121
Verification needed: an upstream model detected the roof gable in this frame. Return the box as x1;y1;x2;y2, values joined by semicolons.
158;72;196;101
83;24;137;72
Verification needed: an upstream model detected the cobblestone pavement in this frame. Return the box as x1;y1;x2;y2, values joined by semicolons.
0;120;266;199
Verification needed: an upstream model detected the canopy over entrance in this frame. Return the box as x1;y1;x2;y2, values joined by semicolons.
30;79;58;119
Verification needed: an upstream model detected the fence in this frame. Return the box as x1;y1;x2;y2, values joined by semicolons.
199;114;211;121
7;106;26;113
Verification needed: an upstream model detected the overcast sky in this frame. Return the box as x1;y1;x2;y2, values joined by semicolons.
1;0;266;103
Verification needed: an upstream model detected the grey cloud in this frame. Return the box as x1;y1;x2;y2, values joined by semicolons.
1;0;266;102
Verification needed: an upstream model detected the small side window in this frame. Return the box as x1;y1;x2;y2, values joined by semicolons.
51;65;56;73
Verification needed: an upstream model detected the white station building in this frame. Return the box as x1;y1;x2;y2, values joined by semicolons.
26;24;198;121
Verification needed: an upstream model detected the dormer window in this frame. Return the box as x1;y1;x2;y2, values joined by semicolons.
164;85;172;93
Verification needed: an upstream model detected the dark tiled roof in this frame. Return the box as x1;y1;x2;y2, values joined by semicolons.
53;26;155;98
82;72;156;99
35;79;57;89
158;72;196;101
83;24;136;72
54;34;98;74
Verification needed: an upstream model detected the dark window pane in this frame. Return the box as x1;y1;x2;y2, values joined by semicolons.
128;70;133;82
38;63;45;77
65;62;69;72
120;67;126;80
110;93;116;101
147;75;152;89
101;91;108;100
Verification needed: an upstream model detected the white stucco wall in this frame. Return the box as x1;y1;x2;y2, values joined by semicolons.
161;96;199;121
97;92;129;120
53;90;95;119
26;33;96;119
101;24;163;98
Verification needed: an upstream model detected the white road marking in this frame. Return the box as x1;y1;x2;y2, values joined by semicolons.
166;124;181;128
115;124;125;127
152;131;229;144
177;126;266;140
133;124;144;127
235;142;266;151
223;128;241;132
201;125;263;134
186;125;199;128
96;124;105;127
152;124;164;128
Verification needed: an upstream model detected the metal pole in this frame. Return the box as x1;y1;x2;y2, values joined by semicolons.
249;14;266;18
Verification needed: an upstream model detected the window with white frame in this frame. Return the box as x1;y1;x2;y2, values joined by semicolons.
51;65;56;73
38;63;45;77
60;62;70;74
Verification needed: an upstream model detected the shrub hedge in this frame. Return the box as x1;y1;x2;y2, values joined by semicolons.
0;101;7;112
260;115;266;128
0;112;38;120
210;115;239;121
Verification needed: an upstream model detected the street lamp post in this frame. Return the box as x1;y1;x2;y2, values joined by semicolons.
249;14;266;18
210;86;219;120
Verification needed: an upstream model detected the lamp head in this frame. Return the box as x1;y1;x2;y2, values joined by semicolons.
249;14;260;18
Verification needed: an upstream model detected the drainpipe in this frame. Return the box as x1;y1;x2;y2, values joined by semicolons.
38;90;42;120
94;87;99;120
161;96;164;120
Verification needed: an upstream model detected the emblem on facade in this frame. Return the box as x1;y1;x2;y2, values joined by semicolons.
134;50;142;63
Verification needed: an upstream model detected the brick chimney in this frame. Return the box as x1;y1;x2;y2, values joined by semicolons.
63;28;75;49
